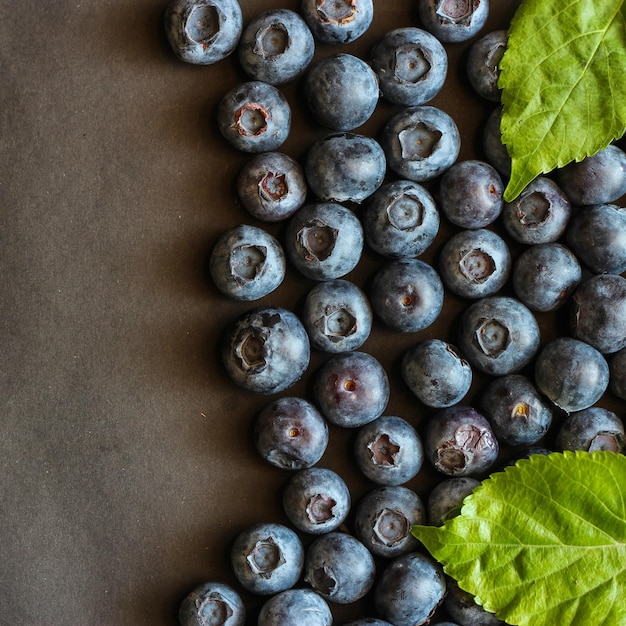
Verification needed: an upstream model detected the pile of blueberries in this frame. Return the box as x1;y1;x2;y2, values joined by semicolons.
164;0;626;624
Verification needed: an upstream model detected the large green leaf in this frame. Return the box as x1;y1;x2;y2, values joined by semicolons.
499;0;626;201
412;451;626;626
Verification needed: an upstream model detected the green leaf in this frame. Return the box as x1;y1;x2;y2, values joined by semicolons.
412;451;626;626
499;0;626;201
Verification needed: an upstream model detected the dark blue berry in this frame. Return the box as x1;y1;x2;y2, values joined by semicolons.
178;581;245;626
556;407;625;453
427;476;480;525
466;30;506;102
610;348;626;400
257;589;332;626
300;0;373;44
417;0;490;43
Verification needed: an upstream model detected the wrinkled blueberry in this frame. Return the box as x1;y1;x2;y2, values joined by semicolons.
302;279;373;353
238;9;314;85
353;485;425;558
221;306;310;394
305;53;379;131
438;159;504;229
370;27;447;106
570;274;626;354
164;0;242;65
178;581;245;626
480;374;553;447
313;351;390;428
305;132;386;204
438;228;511;299
304;532;376;604
417;0;490;43
557;144;626;206
369;258;444;333
427;476;480;525
230;522;304;595
236;152;307;222
482;106;511;177
217;81;291;153
444;577;505;626
534;337;609;413
374;552;446;626
254;396;329;470
458;296;540;376
466;29;506;102
209;224;286;301
284;202;364;280
300;0;374;44
425;405;499;477
354;415;424;486
565;203;626;275
361;179;440;259
501;176;572;244
556;407;625;453
610;348;626;400
401;339;472;408
282;467;351;534
512;242;582;312
257;588;332;626
382;105;460;183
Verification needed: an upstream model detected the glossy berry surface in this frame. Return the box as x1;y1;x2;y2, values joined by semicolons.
370;27;448;106
238;9;314;85
313;351;390;428
217;81;291;153
427;476;480;525
444;577;505;626
466;29;506;102
282;467;351;534
425;405;499;477
230;522;304;595
556;407;625;453
482;106;511;177
221;306;310;394
178;581;245;626
253;396;329;470
354;415;424;486
417;0;490;43
304;532;376;604
300;0;374;44
257;588;332;626
353;485;425;558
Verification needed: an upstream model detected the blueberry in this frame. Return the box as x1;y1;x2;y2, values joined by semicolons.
427;476;480;525
300;0;374;44
417;0;490;43
230;522;304;595
304;132;386;204
304;53;379;131
217;81;291;153
466;30;507;102
374;552;446;626
610;348;626;400
304;532;376;604
457;296;540;376
354;415;424;486
425;405;499;477
301;279;373;353
556;407;625;453
361;179;440;259
382;105;461;183
480;374;553;447
164;0;242;65
511;242;582;312
312;351;390;428
341;620;393;626
501;176;572;244
254;397;329;470
534;337;609;413
370;27;448;106
282;467;351;534
221;306;310;394
482;106;511;178
401;339;472;408
284;202;364;280
369;258;444;333
438;228;511;300
438;159;504;229
178;581;245;626
556;144;626;206
236;152;307;222
257;588;332;626
209;224;286;301
444;577;506;626
570;274;626;354
565;203;626;274
238;9;314;85
353;485;425;558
